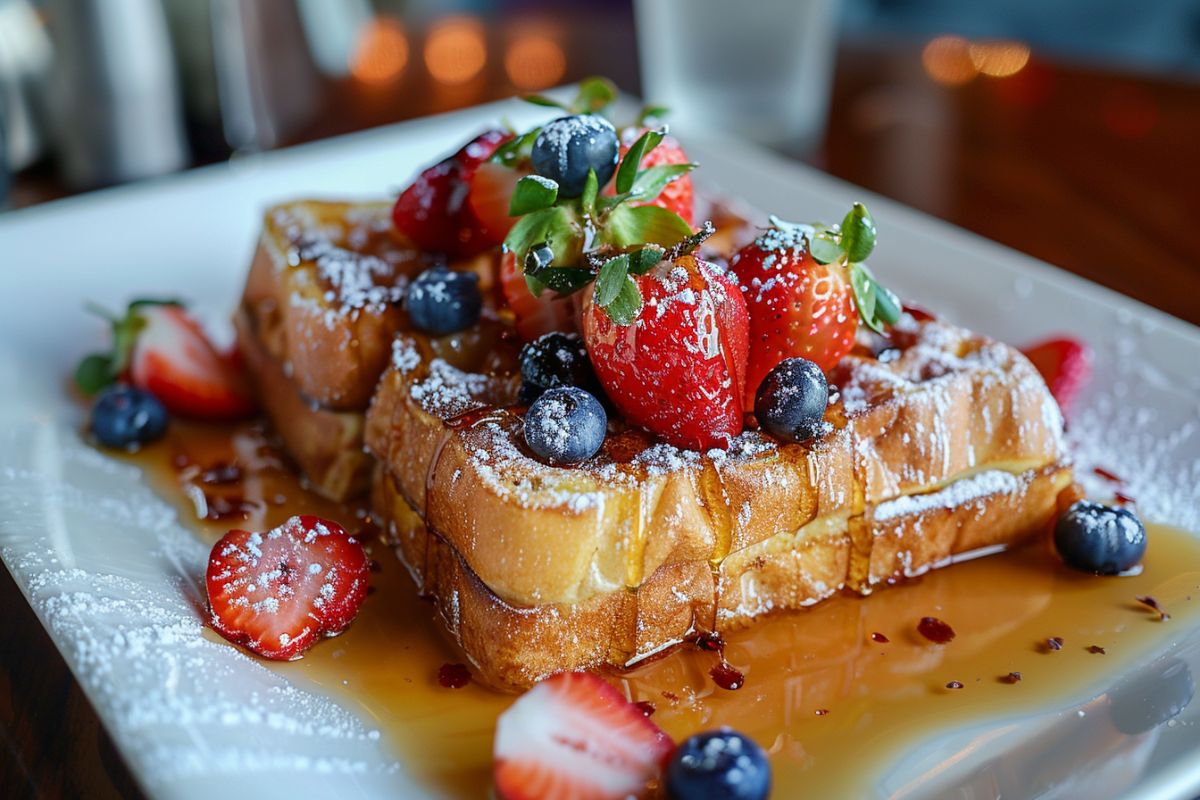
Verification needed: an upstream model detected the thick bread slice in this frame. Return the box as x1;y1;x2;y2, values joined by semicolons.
364;317;1067;606
235;310;373;500
241;200;424;410
373;461;1072;689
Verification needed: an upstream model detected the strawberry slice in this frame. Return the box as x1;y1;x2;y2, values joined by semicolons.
130;304;256;420
499;249;576;341
392;129;512;259
1021;337;1092;411
583;255;749;451
730;225;857;405
206;515;370;661
467;160;529;248
493;672;674;800
606;128;694;225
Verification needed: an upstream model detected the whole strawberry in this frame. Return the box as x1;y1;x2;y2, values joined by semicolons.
731;204;900;406
583;252;748;451
206;515;370;660
607;127;695;225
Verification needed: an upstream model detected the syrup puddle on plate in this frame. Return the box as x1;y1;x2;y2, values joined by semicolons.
125;420;1200;797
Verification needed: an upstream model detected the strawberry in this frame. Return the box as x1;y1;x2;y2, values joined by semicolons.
467;160;529;247
608;128;694;225
730;205;899;405
130;304;256;420
499;250;575;341
392;129;512;259
583;254;749;451
493;672;674;800
206;515;369;661
1021;337;1092;411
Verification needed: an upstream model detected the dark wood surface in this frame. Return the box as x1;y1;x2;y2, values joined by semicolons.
3;34;1199;800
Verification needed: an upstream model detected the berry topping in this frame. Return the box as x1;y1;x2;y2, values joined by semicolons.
493;671;673;800
89;385;168;450
583;254;749;451
531;115;620;198
665;728;771;800
392;129;512;259
467;159;528;246
518;332;599;404
406;266;483;335
731;204;899;401
1021;337;1092;412
607;128;695;224
1054;500;1147;575
754;357;829;443
523;386;607;465
205;515;370;661
499;250;576;342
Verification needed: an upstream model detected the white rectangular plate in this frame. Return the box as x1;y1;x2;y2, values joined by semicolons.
2;95;1199;799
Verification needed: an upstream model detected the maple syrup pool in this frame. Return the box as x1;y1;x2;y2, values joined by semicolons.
123;419;1200;797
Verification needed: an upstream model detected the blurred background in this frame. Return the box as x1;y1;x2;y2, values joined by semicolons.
0;0;1198;321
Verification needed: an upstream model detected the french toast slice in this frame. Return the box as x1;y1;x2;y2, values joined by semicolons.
365;317;1067;606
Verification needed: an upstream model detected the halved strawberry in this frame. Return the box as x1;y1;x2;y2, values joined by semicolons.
1021;337;1092;411
392;129;513;259
607;128;694;225
130;304;256;420
499;250;575;341
583;255;749;451
467;160;529;248
206;515;369;661
493;672;674;800
730;225;858;406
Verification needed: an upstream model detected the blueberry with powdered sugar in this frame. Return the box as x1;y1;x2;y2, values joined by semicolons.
518;332;601;405
405;266;482;335
530;115;619;198
754;357;829;443
666;728;771;800
1055;500;1147;574
523;386;606;465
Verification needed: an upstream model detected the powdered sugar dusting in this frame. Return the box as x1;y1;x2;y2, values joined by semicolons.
873;470;1021;521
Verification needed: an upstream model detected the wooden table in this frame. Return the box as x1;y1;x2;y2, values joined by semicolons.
3;35;1198;800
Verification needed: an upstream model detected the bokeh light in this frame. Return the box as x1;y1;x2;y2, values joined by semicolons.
504;34;566;91
425;16;487;85
350;18;409;85
922;36;977;86
969;41;1031;78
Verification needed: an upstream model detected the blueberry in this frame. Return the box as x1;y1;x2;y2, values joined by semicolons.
666;728;771;800
754;358;829;443
90;385;168;450
523;386;606;465
406;266;482;335
530;115;619;198
1054;500;1147;574
518;332;599;405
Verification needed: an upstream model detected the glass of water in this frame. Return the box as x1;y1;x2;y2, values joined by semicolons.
634;0;840;152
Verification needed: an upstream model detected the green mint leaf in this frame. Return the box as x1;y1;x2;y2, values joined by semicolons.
615;128;664;194
638;105;670;126
600;204;692;248
809;233;842;265
604;277;643;325
504;206;577;267
848;262;884;334
628;245;664;275
840;202;876;263
629;162;695;203
524;272;547;298
74;353;114;395
527;266;594;296
594;254;631;307
571;76;618;114
875;284;902;325
509;175;559;216
580;169;599;217
521;94;569;111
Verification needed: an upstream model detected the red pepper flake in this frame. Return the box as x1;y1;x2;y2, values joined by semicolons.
1114;490;1136;505
661;691;679;702
814;709;829;716
1000;672;1022;684
917;617;956;644
1087;645;1107;654
870;632;890;643
945;681;964;690
1135;595;1170;621
1040;636;1065;653
437;662;471;689
634;701;656;717
1093;466;1124;483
